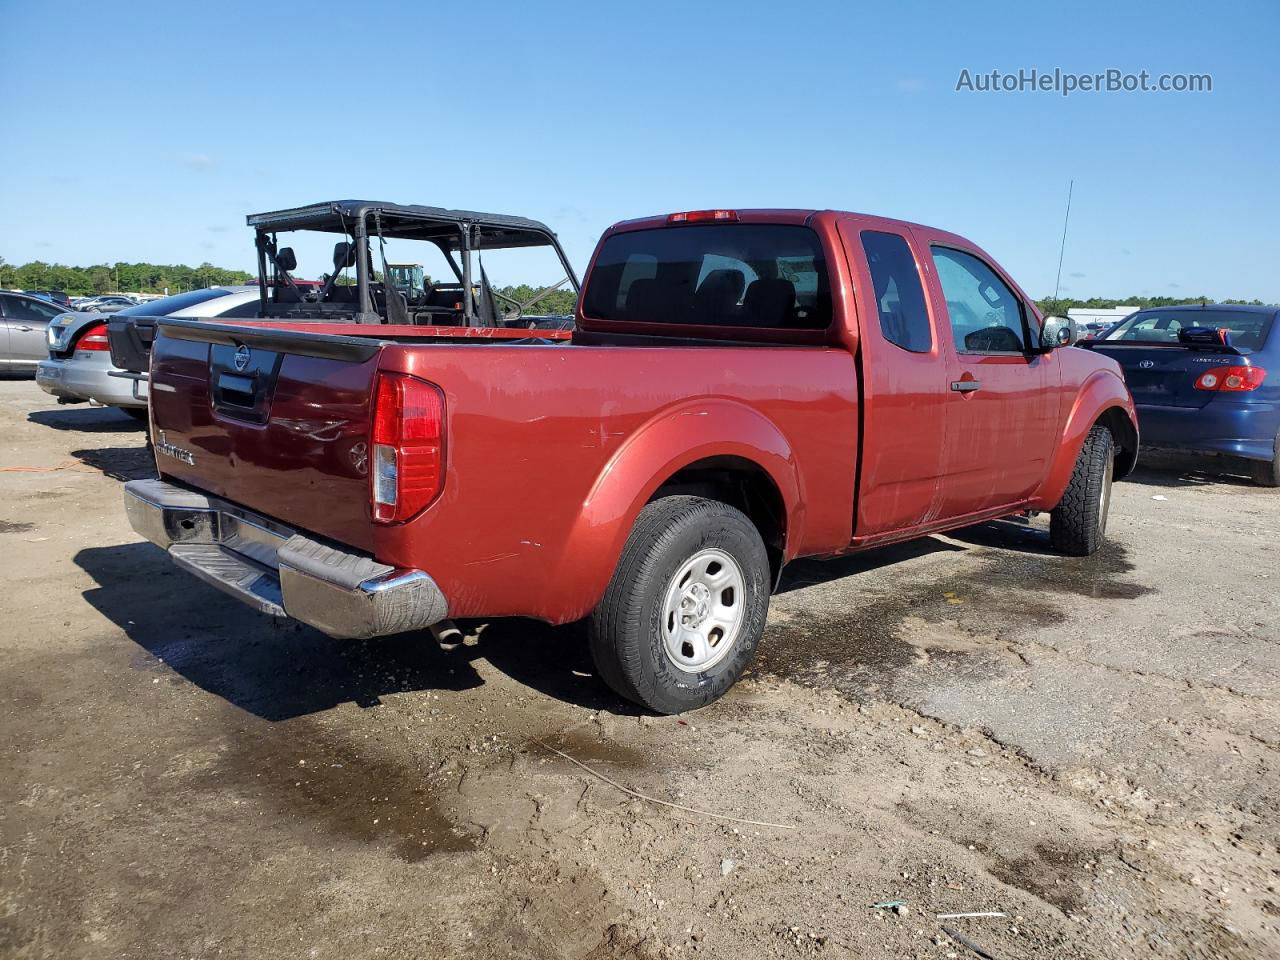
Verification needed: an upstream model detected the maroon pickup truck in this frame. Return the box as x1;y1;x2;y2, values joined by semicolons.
123;206;1137;713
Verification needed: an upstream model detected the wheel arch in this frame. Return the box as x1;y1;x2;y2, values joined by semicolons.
1033;369;1139;509
546;399;802;622
646;454;789;585
1097;404;1139;480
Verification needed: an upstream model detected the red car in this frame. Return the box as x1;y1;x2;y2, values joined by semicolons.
124;207;1137;713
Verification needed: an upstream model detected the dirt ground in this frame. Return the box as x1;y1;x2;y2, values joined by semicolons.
2;378;1277;960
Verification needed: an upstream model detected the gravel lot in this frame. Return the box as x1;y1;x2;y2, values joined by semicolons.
2;378;1277;960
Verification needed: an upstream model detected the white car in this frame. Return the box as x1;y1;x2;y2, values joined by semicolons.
37;287;262;412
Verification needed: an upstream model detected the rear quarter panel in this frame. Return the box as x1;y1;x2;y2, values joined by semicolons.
376;343;859;622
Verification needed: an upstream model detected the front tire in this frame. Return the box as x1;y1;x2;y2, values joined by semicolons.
589;496;771;714
1050;425;1115;556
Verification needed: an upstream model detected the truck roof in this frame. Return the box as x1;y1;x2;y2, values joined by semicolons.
245;200;558;251
603;208;970;245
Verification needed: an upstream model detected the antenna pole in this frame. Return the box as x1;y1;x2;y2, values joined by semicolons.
1053;179;1074;301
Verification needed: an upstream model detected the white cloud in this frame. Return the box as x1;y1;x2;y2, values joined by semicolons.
179;154;216;170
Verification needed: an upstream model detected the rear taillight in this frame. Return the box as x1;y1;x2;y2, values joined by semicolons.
75;322;111;351
370;372;445;523
1194;365;1266;392
667;209;739;224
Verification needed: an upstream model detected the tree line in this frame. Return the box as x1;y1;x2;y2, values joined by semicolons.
492;283;578;316
1035;294;1270;316
0;257;253;295
0;257;580;314
1;257;1266;317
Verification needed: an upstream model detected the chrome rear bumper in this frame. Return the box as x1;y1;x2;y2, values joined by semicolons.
123;478;447;639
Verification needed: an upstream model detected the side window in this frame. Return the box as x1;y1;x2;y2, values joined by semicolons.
217;299;263;319
860;231;932;353
32;300;62;321
5;297;59;323
931;247;1027;353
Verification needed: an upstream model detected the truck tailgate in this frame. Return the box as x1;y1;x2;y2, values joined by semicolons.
148;320;384;552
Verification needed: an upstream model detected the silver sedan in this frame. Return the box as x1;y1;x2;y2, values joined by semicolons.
1;292;69;371
36;287;261;410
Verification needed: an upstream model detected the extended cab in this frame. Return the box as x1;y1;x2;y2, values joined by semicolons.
123;206;1138;713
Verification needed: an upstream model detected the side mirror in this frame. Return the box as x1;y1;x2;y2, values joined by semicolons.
1040;316;1073;351
276;246;298;272
333;241;356;269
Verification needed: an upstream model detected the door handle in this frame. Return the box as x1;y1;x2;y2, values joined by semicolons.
950;379;981;393
15;325;33;332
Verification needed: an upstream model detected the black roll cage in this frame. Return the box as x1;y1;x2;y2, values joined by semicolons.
246;200;580;325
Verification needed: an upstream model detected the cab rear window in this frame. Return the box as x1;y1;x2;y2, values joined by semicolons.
582;224;831;330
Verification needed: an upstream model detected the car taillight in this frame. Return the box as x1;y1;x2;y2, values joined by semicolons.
1194;365;1266;392
75;322;111;351
667;209;739;224
370;372;445;523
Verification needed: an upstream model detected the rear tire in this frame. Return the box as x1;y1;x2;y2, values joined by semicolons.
1050;425;1115;556
589;496;771;714
1252;435;1280;487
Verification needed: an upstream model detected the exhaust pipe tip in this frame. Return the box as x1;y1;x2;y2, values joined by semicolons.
429;619;464;651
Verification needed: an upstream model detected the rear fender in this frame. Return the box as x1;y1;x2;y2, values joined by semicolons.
546;399;802;622
1033;370;1138;509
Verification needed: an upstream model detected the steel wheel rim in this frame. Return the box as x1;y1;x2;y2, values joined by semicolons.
1098;453;1114;538
660;548;746;673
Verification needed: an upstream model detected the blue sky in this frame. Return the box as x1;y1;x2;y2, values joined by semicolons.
2;0;1277;300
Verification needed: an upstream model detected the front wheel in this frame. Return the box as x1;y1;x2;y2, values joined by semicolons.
1050;425;1115;556
589;496;771;714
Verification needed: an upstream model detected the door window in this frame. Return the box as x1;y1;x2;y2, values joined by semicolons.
2;296;61;323
860;231;932;353
931;247;1027;353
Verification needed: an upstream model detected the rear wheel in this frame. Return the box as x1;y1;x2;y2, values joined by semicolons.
1050;425;1115;556
1252;434;1280;487
589;496;771;714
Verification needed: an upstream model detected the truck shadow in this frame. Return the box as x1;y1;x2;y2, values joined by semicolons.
73;515;1104;722
459;619;645;716
28;407;147;433
74;542;486;722
69;447;157;482
777;535;965;593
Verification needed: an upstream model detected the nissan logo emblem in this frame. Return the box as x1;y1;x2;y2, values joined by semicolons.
233;344;251;372
1138;360;1155;369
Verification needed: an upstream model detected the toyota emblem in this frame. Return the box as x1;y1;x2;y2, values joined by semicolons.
233;344;251;372
1138;360;1155;369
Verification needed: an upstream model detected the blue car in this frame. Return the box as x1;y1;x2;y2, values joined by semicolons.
1081;304;1279;486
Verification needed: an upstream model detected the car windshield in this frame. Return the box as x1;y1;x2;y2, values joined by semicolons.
1103;309;1275;350
582;223;832;329
115;288;234;317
